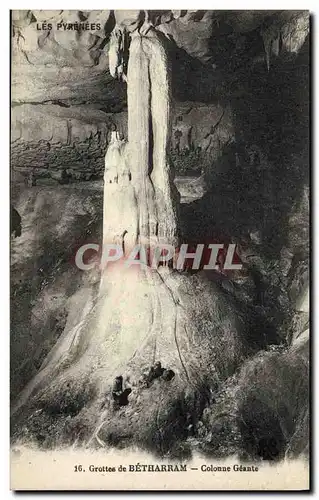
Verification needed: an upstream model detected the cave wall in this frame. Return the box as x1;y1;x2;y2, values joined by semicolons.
11;101;234;182
10;12;310;455
11;9;310;337
11;9;310;345
11;10;309;183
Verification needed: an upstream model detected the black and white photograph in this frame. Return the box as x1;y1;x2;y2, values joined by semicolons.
9;9;310;491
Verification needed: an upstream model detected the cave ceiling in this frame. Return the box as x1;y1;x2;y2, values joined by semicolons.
11;9;309;110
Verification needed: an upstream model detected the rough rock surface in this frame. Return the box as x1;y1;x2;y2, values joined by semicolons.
11;10;309;460
197;331;309;460
10;185;103;398
11;102;234;181
11;10;309;181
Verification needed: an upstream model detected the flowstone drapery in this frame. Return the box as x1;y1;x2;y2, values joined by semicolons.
106;22;179;253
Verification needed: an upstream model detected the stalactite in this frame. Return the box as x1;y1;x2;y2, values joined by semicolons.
262;29;280;71
261;12;309;70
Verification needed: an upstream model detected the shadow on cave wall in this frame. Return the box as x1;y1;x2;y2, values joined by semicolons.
179;34;309;262
174;32;309;353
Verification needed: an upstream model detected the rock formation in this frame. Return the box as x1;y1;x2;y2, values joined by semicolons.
10;10;309;460
11;15;249;455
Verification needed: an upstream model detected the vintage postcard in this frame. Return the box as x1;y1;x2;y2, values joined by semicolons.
10;9;310;491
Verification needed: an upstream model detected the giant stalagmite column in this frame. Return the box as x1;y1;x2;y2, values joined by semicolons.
103;11;179;264
11;12;246;454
